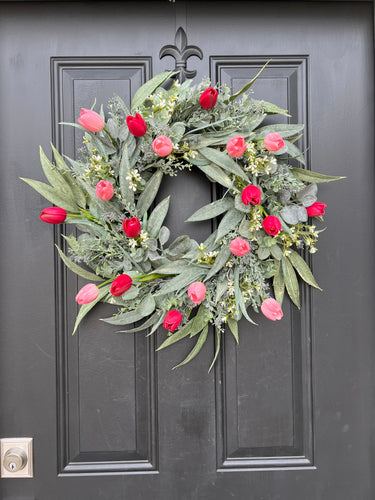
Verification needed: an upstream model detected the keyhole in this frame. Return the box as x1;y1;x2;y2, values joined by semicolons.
9;462;17;471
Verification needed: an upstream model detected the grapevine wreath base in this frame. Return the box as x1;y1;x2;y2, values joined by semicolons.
22;68;343;370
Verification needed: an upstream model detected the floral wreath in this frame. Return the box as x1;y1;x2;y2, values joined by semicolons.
22;68;343;370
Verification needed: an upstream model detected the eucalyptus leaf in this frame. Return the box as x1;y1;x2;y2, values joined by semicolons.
186;197;234;222
147;196;170;237
170;122;185;142
173;325;209;369
291;167;346;184
257;247;270;260
55;245;102;281
215;208;243;242
136;170;163;216
199;147;249;183
297;183;318;207
269;244;283;260
205;245;231;281
280;205;300;225
227;317;239;344
238;217;252;239
131;70;177;111
287;249;322;290
281;257;300;308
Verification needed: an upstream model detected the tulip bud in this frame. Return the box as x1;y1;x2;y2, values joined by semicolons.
199;87;218;110
163;310;182;332
96;180;114;201
75;283;100;305
262;215;282;236
123;217;141;238
110;274;133;296
230;237;250;256
126;113;147;137
187;282;207;304
152;136;173;157
40;207;67;224
226;136;247;158
77;108;105;133
261;298;283;321
263;132;285;152
306;201;327;217
241;185;262;206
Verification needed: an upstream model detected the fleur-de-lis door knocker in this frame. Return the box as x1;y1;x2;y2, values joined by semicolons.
159;27;203;82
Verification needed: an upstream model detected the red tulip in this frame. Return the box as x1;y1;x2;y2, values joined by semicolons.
199;87;218;110
241;185;262;206
187;282;207;304
96;180;114;201
110;274;133;296
123;217;141;238
126;113;147;137
264;132;285;152
75;283;100;305
262;215;282;236
306;201;327;217
152;136;173;157
77;108;104;133
163;310;182;332
40;207;67;224
230;237;250;256
226;136;247;158
261;298;283;321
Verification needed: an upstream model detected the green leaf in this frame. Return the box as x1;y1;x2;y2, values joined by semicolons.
257;247;270;260
119;144;134;205
208;327;222;372
55;245;101;281
283;140;305;166
234;267;257;324
136;170;163;216
185;198;234;222
227;317;239;344
170;122;185;142
273;261;285;306
253;123;305;140
136;294;156;316
157;319;193;350
50;144;87;208
205;244;231;281
238;217;252;239
159;226;170;245
117;311;162;333
101;294;155;326
39;146;73;197
73;284;110;334
228;61;270;101
131;70;177;111
215;281;227;303
215;208;243;242
173;324;209;369
194;163;232;188
147;196;170;238
150;260;189;275
20;177;79;213
270;244;283;260
281;257;300;308
154;267;205;296
254;99;291;117
291;167;346;184
199;147;249;183
287;249;322;290
234;194;251;213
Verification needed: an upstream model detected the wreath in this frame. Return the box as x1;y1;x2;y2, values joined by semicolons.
22;68;343;370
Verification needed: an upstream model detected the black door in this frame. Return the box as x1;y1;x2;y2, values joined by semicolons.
0;1;374;499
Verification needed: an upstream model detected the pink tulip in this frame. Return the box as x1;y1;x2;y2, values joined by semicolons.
226;136;247;158
77;108;105;133
75;283;100;305
152;136;173;157
261;298;283;321
40;207;67;224
96;180;114;201
230;237;250;256
187;282;207;304
263;132;285;152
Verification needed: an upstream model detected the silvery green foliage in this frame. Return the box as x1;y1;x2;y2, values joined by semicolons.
23;68;342;370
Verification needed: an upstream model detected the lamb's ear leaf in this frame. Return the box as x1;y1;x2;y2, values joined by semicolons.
131;70;178;111
172;324;209;369
186;197;234;222
20;177;79;213
136;170;163;217
55;245;102;282
73;284;111;335
147;196;170;238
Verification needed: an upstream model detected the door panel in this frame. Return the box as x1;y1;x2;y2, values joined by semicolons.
0;2;373;499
